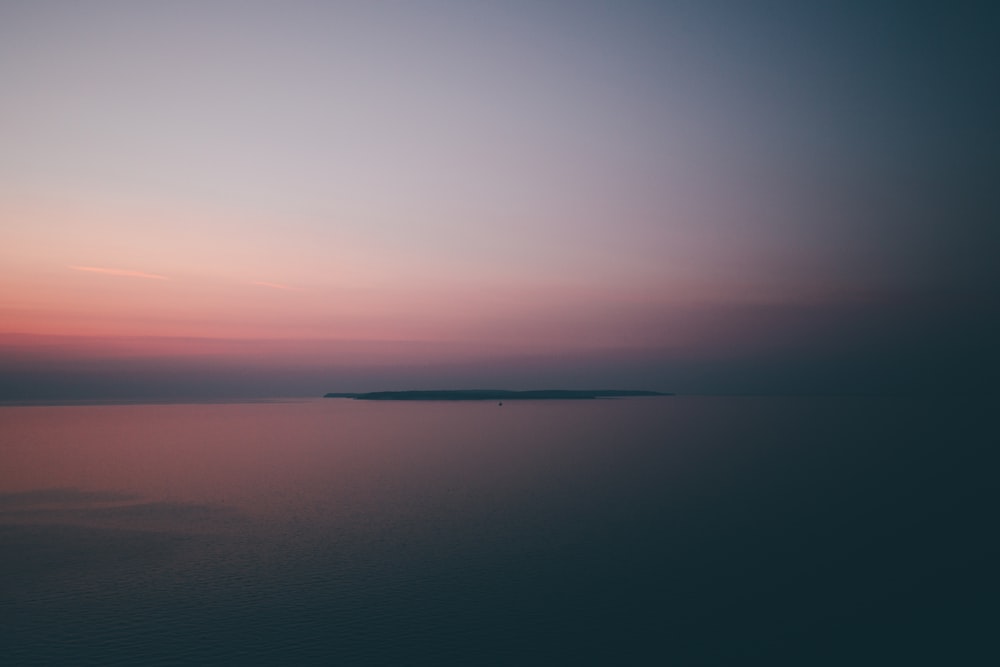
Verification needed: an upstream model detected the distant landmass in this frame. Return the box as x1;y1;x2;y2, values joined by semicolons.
323;389;671;401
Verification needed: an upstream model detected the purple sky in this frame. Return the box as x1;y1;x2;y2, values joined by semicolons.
2;1;997;398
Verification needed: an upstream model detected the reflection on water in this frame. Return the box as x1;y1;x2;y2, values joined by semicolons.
1;397;994;664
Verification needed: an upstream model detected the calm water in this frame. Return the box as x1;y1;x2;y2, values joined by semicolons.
1;396;994;665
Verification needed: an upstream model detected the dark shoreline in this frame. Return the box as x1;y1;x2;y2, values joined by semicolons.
323;389;671;401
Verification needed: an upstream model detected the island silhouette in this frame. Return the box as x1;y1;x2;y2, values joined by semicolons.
323;389;670;400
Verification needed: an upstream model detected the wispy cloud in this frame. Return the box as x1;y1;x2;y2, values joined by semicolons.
70;266;168;280
252;281;299;291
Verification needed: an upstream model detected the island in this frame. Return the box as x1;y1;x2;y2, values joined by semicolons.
323;389;671;400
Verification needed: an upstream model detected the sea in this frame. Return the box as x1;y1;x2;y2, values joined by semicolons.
0;395;994;665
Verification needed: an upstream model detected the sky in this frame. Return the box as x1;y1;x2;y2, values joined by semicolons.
1;0;998;398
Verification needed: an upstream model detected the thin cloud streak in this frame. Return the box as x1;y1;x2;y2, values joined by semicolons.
70;266;169;280
252;281;299;291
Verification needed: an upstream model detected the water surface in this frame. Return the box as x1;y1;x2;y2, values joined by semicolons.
1;396;994;664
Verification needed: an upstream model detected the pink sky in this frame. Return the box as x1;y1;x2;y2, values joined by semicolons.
1;2;996;398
